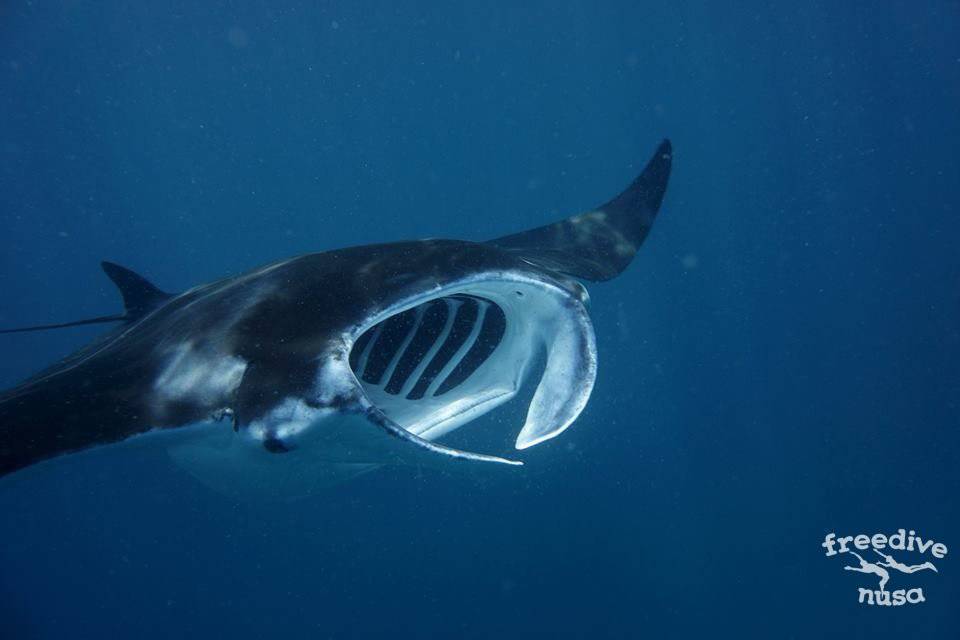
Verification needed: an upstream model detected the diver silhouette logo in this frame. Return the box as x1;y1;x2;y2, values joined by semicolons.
874;549;938;575
823;529;948;606
843;552;891;592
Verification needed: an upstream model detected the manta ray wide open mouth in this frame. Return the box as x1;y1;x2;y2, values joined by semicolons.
351;295;506;404
344;275;597;458
350;294;510;438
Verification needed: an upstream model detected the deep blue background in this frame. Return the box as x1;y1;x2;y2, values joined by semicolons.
1;2;958;638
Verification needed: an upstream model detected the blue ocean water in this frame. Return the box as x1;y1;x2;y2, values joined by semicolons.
1;2;958;638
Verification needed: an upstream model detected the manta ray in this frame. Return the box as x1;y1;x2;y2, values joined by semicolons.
0;140;672;496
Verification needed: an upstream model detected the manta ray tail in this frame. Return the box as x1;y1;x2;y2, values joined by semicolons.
0;261;173;334
0;314;127;334
488;139;672;281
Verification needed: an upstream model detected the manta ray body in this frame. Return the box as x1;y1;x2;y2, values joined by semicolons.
0;140;672;496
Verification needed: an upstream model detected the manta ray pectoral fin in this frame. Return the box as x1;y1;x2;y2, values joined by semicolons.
488;139;672;282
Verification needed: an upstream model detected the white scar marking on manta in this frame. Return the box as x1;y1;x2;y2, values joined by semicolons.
569;209;636;258
311;357;361;406
153;342;247;407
